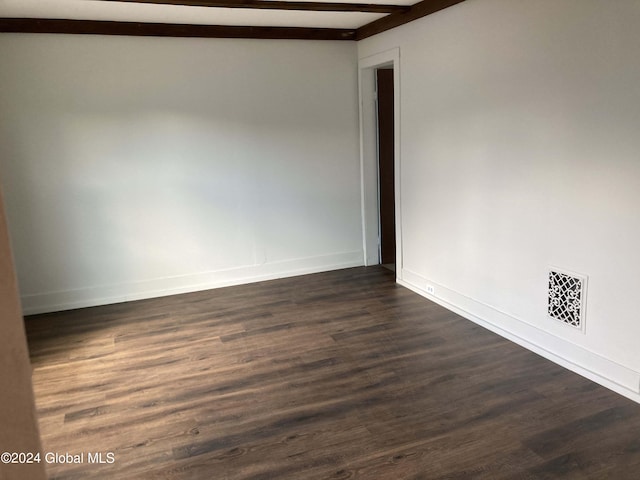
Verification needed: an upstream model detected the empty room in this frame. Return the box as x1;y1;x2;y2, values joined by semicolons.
2;0;640;478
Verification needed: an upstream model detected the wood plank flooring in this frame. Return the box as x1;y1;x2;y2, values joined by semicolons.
25;266;640;479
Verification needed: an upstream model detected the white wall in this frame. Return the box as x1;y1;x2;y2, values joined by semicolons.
359;0;640;401
0;35;362;314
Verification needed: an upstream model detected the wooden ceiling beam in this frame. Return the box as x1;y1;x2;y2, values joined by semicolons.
0;18;356;40
0;1;466;40
356;0;465;39
98;0;409;14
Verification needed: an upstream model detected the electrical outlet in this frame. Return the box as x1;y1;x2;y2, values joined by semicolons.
426;284;435;295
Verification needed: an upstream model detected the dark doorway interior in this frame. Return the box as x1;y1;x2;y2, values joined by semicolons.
376;68;395;270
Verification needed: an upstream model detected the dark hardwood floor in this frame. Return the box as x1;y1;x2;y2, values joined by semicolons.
25;266;640;479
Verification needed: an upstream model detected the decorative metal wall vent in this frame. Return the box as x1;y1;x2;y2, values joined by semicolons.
548;269;587;330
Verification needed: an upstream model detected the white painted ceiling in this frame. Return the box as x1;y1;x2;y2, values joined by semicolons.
0;0;417;29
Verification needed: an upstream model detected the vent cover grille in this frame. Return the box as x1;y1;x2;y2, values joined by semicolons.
548;269;587;330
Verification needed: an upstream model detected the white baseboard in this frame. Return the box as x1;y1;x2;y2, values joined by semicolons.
21;251;364;315
399;268;640;404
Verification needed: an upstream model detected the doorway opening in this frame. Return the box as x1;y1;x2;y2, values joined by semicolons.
376;67;395;272
358;48;401;279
